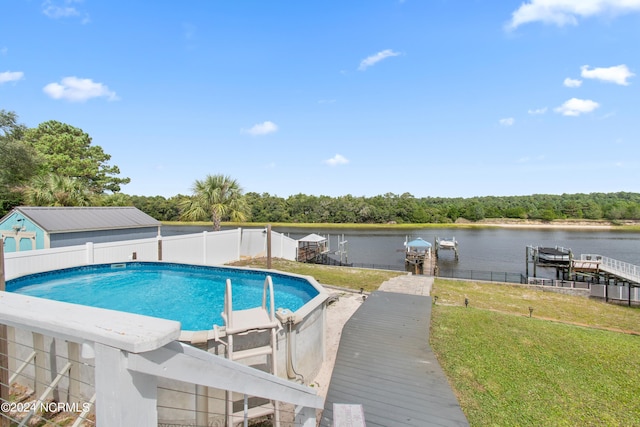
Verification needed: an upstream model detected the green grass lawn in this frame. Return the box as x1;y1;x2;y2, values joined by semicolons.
226;260;640;425
227;258;403;292
431;279;640;334
431;279;640;426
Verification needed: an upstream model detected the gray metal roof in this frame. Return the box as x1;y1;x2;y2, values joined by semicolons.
13;206;161;233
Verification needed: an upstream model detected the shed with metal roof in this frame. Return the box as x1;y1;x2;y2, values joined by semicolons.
0;206;161;252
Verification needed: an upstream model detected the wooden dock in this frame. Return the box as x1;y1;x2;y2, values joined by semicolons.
320;291;468;427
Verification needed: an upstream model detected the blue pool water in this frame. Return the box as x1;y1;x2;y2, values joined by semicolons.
7;262;319;331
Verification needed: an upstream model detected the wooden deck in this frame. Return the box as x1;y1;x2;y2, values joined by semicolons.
320;291;468;427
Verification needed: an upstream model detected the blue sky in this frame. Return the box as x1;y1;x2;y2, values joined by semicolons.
1;1;639;199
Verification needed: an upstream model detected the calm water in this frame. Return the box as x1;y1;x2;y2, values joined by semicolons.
8;263;318;330
164;225;640;278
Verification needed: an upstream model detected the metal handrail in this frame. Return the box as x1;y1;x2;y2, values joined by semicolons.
580;254;640;283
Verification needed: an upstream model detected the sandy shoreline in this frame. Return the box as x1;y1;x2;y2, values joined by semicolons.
471;219;640;229
481;222;613;229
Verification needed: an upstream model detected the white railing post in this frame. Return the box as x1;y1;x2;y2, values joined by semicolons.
238;228;242;262
32;332;46;397
196;384;208;426
67;342;80;404
94;342;158;426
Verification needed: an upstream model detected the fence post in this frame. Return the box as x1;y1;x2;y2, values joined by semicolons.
267;224;272;269
94;342;158;426
86;242;94;265
202;231;208;264
157;235;163;261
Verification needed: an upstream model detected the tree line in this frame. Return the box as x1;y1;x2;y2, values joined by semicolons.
154;191;640;223
14;190;634;224
2;109;639;225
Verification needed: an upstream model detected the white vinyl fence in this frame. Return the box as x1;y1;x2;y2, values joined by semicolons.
4;228;298;280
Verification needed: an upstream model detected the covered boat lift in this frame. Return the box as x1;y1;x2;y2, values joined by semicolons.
405;237;432;275
297;233;329;263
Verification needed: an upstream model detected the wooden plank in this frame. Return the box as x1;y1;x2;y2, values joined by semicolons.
321;291;468;427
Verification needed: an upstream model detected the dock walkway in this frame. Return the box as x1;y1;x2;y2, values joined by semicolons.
320;275;468;426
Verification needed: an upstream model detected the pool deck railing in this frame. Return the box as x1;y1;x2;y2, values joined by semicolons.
0;291;322;426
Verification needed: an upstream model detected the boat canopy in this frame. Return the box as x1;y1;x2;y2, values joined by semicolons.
298;233;327;243
406;238;432;249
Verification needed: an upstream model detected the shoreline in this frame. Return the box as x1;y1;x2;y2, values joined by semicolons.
166;219;640;231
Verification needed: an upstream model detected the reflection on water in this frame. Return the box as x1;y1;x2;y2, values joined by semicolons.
162;225;640;278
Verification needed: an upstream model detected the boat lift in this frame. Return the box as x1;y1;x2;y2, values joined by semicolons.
435;237;459;260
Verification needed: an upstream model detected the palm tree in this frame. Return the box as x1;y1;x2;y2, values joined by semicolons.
179;174;250;231
21;173;95;206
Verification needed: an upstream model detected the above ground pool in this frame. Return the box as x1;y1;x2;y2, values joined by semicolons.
7;262;320;331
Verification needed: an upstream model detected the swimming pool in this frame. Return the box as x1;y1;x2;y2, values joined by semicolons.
7;262;320;331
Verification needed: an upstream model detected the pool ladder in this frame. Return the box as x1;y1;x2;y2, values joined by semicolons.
214;276;281;427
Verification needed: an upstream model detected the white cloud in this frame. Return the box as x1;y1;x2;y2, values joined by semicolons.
324;154;349;166
43;77;118;102
499;117;515;126
581;64;635;85
242;121;278;136
528;107;548;115
0;71;24;84
554;98;600;116
358;49;401;71
519;155;545;163
507;0;640;30
183;23;197;40
42;2;79;18
42;0;90;23
563;77;582;88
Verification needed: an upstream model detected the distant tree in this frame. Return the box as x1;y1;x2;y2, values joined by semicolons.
245;192;289;223
21;173;95;206
286;193;320;222
128;194;185;221
179;174;250;230
24;120;130;194
101;192;134;207
0;110;40;214
462;202;485;221
0;109;27;139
